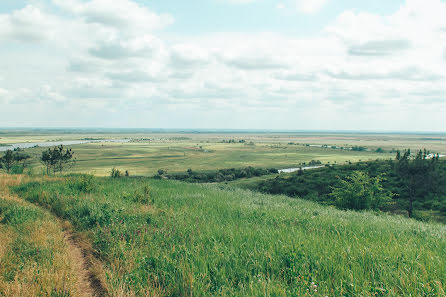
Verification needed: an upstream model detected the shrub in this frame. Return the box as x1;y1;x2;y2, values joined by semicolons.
68;175;96;193
330;171;393;211
111;168;122;178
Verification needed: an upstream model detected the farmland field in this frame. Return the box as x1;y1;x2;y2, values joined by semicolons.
2;129;445;176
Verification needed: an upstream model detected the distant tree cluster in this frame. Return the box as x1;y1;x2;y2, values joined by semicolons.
351;146;367;152
394;149;439;217
254;150;445;218
40;145;75;174
221;139;246;143
162;167;279;183
110;168;130;178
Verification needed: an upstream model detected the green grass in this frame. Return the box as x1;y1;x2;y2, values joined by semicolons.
3;131;444;177
13;175;446;296
19;141;389;176
0;196;79;296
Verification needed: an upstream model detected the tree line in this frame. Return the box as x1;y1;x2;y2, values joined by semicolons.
0;145;75;175
253;149;443;219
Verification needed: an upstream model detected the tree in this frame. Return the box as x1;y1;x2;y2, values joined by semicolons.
111;168;122;178
0;150;15;173
0;150;31;173
394;149;439;218
330;171;393;211
40;145;75;175
41;150;54;175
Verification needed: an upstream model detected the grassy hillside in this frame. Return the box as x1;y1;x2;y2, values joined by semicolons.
0;175;83;296
11;175;446;296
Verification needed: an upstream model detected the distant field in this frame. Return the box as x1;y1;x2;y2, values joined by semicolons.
13;141;389;176
1;130;445;176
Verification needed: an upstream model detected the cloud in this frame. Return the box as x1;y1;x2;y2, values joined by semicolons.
295;0;328;14
106;70;162;83
0;5;60;42
2;0;446;130
222;55;289;70
348;39;411;56
53;0;173;33
273;71;318;81
88;35;164;60
327;67;443;81
169;44;211;69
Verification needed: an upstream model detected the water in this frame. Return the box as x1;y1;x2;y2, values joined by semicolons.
0;139;131;152
278;165;325;173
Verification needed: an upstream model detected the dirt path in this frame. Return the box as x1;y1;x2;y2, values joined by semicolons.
63;231;98;297
0;174;106;297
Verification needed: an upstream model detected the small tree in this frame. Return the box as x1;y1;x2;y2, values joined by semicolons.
40;145;75;175
0;150;31;173
54;145;75;173
330;171;393;211
0;150;15;173
111;168;122;178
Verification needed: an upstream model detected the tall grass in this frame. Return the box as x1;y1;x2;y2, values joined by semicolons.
0;198;79;296
13;175;446;296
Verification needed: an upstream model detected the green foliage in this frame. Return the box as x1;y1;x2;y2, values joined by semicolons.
330;171;393;210
250;158;446;220
40;145;75;174
111;167;122;178
124;185;153;204
166;166;278;183
0;200;43;226
67;174;96;193
12;177;446;296
0;150;31;173
395;149;439;217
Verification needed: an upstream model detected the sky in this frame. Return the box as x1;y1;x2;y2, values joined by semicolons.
1;0;446;131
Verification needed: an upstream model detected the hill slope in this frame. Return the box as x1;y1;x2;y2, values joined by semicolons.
10;175;446;296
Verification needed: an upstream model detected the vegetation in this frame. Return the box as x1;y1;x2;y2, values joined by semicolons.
330;171;393;211
395;149;439;217
40;145;75;174
11;176;446;296
247;157;446;221
1;133;392;176
0;175;81;296
0;150;30;173
164;166;278;183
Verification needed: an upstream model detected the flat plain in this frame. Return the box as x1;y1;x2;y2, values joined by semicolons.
2;130;445;176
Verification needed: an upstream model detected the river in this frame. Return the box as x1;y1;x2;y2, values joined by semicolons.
278;165;326;173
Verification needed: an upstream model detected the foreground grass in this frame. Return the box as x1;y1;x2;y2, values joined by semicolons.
12;175;446;296
0;175;82;296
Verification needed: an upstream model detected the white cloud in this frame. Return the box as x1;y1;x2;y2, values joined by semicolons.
53;0;173;33
1;0;446;130
0;5;60;42
295;0;328;14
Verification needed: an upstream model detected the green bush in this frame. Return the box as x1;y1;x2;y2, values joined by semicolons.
330;171;393;211
68;175;96;193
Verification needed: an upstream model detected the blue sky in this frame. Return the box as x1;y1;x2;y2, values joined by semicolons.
1;0;446;131
145;0;404;36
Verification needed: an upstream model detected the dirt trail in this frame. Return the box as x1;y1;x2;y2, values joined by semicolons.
0;174;106;297
64;231;97;297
